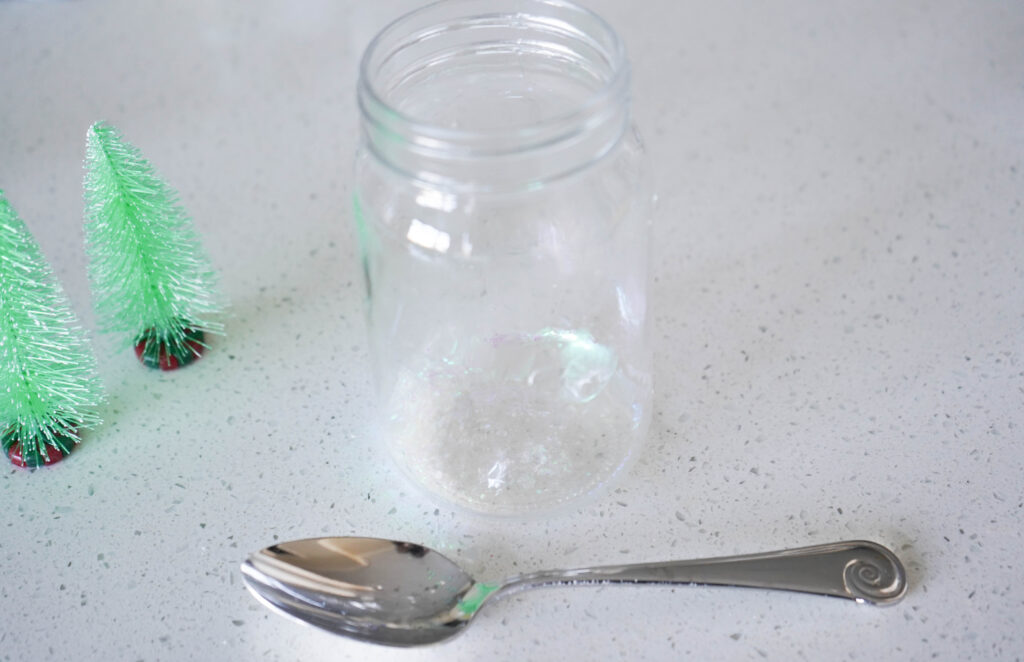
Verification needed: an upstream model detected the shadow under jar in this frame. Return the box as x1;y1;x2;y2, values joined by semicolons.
354;0;652;515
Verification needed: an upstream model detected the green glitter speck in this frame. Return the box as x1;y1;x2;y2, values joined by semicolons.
456;582;499;617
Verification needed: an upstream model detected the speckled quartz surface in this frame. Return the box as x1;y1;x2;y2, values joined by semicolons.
1;1;1022;660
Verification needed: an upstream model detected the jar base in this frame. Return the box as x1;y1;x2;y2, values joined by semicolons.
382;329;650;515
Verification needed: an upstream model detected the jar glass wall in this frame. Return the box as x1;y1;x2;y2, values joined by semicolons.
354;0;652;515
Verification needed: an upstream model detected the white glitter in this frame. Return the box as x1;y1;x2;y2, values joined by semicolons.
383;329;651;515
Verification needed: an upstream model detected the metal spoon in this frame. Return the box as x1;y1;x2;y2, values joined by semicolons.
241;537;907;647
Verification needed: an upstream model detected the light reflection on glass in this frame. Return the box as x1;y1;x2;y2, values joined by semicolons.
414;188;458;212
616;285;645;328
406;218;451;253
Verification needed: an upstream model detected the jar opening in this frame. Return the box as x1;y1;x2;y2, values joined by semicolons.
358;0;631;187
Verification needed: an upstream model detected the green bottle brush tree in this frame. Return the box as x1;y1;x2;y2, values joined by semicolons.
83;122;224;370
0;190;104;468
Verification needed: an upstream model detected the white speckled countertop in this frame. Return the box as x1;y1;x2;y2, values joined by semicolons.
2;1;1022;660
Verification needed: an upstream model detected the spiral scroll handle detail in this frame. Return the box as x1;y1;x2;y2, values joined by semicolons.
841;542;908;605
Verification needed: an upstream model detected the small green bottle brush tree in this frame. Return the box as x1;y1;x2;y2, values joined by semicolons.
0;190;104;467
83;122;224;370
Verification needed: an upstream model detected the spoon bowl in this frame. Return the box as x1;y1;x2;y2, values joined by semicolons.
241;538;479;646
242;537;907;647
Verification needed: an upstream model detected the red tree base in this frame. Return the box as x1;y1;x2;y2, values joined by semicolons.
7;441;67;468
134;327;206;371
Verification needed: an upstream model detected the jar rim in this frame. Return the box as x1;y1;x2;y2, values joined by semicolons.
357;0;630;151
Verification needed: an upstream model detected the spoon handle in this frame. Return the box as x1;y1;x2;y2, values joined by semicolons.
499;540;907;605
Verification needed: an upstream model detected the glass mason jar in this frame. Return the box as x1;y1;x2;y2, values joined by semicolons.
354;0;652;515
